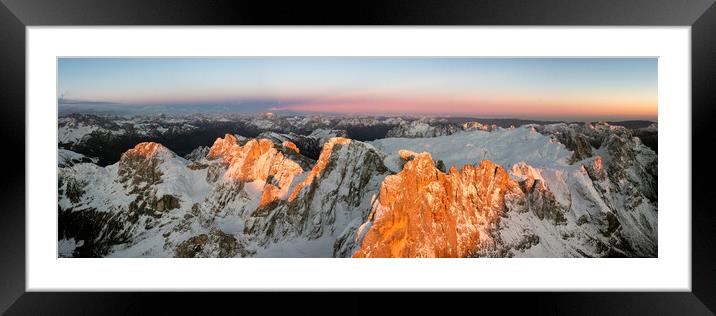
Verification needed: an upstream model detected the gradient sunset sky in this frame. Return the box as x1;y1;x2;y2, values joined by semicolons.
58;58;657;121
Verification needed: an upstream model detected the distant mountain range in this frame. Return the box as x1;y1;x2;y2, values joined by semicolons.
58;113;657;165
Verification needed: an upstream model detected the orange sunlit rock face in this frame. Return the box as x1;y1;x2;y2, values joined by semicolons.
288;137;351;202
282;141;300;154
207;134;239;161
117;142;174;187
353;152;521;258
126;142;165;158
207;134;304;208
258;184;283;209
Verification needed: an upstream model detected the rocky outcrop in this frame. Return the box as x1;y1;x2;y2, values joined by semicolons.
288;138;352;202
583;156;606;181
175;229;245;258
509;162;565;224
570;134;593;162
605;134;657;201
127;194;181;225
184;146;209;162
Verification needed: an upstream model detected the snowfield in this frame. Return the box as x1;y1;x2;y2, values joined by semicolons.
372;127;573;173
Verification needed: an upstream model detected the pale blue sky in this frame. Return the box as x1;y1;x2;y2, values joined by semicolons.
58;57;657;120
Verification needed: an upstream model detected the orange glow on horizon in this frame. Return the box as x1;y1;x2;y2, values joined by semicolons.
270;94;657;120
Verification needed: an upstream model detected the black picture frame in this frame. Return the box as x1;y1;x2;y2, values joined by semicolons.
1;0;714;314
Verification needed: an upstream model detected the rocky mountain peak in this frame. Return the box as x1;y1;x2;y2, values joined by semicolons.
247;136;391;247
353;154;519;258
398;149;419;161
570;133;593;162
288;137;351;202
184;146;210;162
124;142;171;159
117;142;176;187
207;133;239;160
222;138;304;199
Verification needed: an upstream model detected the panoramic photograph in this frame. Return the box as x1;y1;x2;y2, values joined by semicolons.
56;57;658;258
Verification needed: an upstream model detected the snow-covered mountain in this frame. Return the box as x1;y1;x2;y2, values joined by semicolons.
58;114;128;146
58;133;390;257
58;119;657;258
385;120;460;138
58;113;200;146
59;113;658;164
367;124;657;257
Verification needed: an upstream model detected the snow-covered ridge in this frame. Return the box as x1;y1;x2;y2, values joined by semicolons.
58;135;390;257
58;114;199;146
372;126;573;173
385;120;460;138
